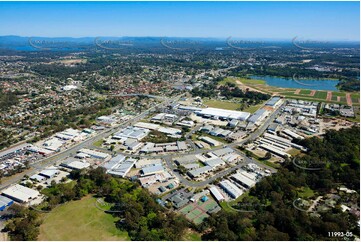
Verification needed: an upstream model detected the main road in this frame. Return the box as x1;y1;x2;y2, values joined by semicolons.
0;94;184;190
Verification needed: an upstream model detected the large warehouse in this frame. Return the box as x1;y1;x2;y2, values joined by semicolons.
1;184;40;203
195;108;250;121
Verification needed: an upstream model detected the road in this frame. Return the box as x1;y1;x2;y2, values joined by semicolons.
0;67;282;190
0;94;184;190
114;101;284;188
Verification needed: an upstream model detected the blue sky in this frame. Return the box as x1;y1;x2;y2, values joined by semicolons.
0;1;359;40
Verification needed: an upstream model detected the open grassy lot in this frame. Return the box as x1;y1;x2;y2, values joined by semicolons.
182;229;202;241
38;196;129;241
93;139;104;147
242;101;266;113
203;99;241;110
297;187;316;199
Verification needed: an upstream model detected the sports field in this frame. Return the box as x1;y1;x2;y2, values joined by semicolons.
38;196;129;241
232;77;360;105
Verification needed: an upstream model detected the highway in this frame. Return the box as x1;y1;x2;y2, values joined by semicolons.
0;67;282;191
0;94;184;190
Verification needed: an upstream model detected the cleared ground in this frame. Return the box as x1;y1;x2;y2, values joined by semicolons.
38;196;129;241
203;99;241;110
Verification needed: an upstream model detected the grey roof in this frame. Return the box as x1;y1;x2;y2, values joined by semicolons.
177;141;187;150
265;96;281;106
142;164;164;175
212;147;234;157
102;154;126;170
174;155;198;165
107;158;136;177
188;165;212;177
0;195;13;205
248;109;267;123
205;158;225;168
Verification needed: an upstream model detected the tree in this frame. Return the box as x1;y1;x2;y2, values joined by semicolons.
264;151;272;160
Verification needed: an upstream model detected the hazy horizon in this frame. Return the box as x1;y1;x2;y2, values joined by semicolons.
0;2;359;41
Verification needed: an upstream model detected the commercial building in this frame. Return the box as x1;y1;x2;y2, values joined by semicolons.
196;108;250;121
219;180;243;199
2;184;40;203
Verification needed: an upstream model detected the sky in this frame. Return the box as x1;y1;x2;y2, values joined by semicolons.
0;1;359;41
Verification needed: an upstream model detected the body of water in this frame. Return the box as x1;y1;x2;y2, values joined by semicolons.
250;75;339;91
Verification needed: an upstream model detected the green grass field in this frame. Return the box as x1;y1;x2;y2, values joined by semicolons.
297;187;316;199
182;229;202;241
313;91;327;99
299;89;312;95
203;99;241;110
38;196;129;241
93;139;104;147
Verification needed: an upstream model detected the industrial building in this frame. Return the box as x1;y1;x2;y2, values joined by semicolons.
113;126;150;141
62;160;91;170
174;155;199;165
141;164;165;176
0;195;14;211
209;185;225;202
135;158;162;169
282;129;304;140
248;108;269;124
204;158;225;169
2;184;40;203
187;165;212;178
259;144;291;158
77;149;110;160
107;158;136;177
39;167;60;178
195;108;250;121
219;180;244;199
231;172;256;189
199;136;221;146
102;155;126;170
212;147;234;157
265;96;282;108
